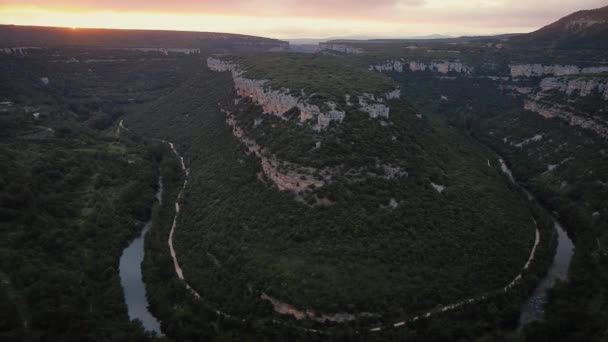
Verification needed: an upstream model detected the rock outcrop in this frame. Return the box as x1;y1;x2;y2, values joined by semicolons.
358;94;390;119
318;43;364;55
208;57;399;127
1;47;41;55
565;18;607;31
524;100;608;138
224;109;329;192
260;292;377;323
539;76;608;99
122;47;200;55
493;62;608;139
370;59;473;75
510;64;608;78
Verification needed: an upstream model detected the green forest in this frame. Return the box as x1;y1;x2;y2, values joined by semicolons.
0;49;199;341
387;57;608;340
125;57;553;339
2;22;607;341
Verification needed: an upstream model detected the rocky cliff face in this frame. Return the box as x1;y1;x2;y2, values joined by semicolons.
524;100;608;138
539;76;608;99
318;43;364;55
370;59;473;75
208;57;399;128
208;57;407;195
224;109;330;192
358;93;390;118
510;64;608;77
1;47;41;55
122;47;200;55
509;70;608;138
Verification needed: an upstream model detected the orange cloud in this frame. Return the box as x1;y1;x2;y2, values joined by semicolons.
0;0;424;19
1;1;606;38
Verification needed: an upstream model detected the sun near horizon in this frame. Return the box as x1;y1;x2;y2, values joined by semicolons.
1;1;607;40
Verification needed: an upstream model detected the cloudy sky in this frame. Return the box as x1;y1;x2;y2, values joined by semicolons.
0;0;606;39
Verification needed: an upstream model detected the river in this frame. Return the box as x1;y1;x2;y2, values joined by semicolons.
119;175;163;334
498;159;575;327
518;220;574;326
115;116;574;333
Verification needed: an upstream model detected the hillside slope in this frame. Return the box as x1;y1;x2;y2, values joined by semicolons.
0;25;288;52
511;5;608;48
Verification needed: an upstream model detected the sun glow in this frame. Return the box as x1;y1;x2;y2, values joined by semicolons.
0;4;543;39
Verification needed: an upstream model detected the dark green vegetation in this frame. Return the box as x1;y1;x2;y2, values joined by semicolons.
0;24;287;51
123;62;556;341
0;42;285;341
0;47;206;341
124;47;550;336
3;6;608;339
480;110;608;341
364;26;608;339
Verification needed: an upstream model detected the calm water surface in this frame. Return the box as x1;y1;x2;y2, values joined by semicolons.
119;177;163;334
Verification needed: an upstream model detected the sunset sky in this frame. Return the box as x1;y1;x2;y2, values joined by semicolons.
0;1;606;39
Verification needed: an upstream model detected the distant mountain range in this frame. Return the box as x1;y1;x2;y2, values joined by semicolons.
2;4;607;51
509;5;608;48
288;34;454;45
297;5;608;49
0;25;288;51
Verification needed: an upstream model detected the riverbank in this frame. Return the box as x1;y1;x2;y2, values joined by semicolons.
119;175;164;335
497;158;575;327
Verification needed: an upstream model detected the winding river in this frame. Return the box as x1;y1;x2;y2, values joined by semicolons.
499;159;575;327
116;117;574;334
118;174;163;334
519;221;574;325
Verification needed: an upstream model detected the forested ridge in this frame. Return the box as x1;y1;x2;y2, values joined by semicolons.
2;19;606;340
389;58;608;340
122;56;555;340
0;49;199;341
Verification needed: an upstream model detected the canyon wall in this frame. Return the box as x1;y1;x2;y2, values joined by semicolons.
208;57;399;128
121;47;200;55
524;100;608;138
370;59;473;75
510;64;608;78
318;43;364;55
1;47;41;55
539;76;608;100
224;109;329;192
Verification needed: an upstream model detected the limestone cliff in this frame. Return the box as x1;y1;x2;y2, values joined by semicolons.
370;59;473;75
1;47;41;55
224;105;407;193
539;76;608;99
122;47;200;55
224;109;330;192
524;100;608;138
480;62;608;139
318;43;364;55
208;57;399;128
510;64;608;78
358;93;390;118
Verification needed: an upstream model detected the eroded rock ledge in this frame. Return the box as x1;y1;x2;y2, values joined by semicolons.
319;43;364;55
208;57;399;130
510;64;608;78
369;59;474;75
260;293;378;323
516;73;608;138
224;108;407;193
224;109;329;192
1;47;42;55
524;100;608;138
539;76;608;100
